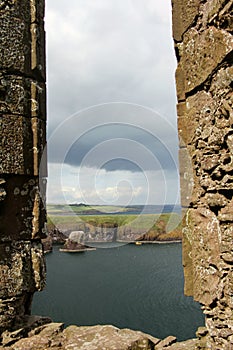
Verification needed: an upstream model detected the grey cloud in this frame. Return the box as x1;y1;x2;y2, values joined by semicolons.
46;0;177;137
45;0;179;184
48;114;179;173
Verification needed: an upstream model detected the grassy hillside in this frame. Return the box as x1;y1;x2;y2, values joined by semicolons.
47;209;182;242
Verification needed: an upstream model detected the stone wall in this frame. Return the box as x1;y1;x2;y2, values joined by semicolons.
0;0;46;334
172;0;233;348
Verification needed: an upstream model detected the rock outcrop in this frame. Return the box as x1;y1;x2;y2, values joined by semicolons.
173;0;233;348
0;322;197;350
42;228;67;253
60;231;90;251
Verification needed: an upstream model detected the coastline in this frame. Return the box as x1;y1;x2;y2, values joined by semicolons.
117;240;182;245
59;247;96;252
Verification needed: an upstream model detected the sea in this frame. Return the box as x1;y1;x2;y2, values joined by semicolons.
32;243;204;342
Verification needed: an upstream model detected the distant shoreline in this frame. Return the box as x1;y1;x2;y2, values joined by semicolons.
83;240;182;245
59;247;96;252
119;240;182;245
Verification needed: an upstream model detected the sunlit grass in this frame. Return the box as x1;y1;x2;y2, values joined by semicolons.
47;211;182;241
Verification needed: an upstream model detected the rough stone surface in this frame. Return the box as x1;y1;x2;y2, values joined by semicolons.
0;74;46;119
0;1;46;78
0;323;200;350
173;0;233;348
0;0;46;334
0;176;46;241
0;115;46;175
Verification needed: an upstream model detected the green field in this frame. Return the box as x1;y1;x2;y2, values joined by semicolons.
47;208;183;241
47;204;137;215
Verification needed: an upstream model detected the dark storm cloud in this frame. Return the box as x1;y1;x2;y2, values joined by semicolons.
63;123;178;172
47;103;179;175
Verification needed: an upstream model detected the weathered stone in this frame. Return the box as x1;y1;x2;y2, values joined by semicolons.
0;74;46;119
202;154;220;171
201;0;230;27
166;338;198;349
226;134;233;154
173;0;233;347
1;315;52;346
0;176;46;241
0;11;45;78
0;241;45;298
30;22;46;78
220;225;233;253
221;252;233;263
210;66;233;98
181;27;233;93
0;179;6;202
175;65;185;101
187;208;221;305
177;116;197;146
0;0;45;24
218;0;233;32
0;0;47;336
0;323;201;350
172;0;200;41
63;325;160;350
204;192;228;208
0;115;46;175
218;198;233;221
154;335;177;349
0;294;33;334
0;13;30;73
9;324;159;350
182;209;194;296
179;148;194;207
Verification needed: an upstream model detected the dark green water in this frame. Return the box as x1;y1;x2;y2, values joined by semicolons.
32;243;204;341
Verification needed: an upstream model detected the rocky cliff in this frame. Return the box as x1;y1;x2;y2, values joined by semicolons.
173;0;233;348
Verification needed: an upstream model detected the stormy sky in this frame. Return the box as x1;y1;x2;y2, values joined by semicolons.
45;0;179;206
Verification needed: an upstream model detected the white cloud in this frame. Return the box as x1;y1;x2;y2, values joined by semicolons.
45;0;177;129
47;163;180;205
45;0;179;205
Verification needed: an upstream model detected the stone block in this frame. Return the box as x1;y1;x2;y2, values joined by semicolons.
172;0;200;41
204;193;228;208
178;116;198;146
201;0;229;27
175;66;185;101
0;0;45;24
210;67;233;98
186;91;215;129
0;115;46;175
30;22;46;79
0;74;46;120
220;225;233;253
0;13;30;73
0;176;46;242
179;147;194;207
181;27;233;93
189;208;221;305
218;198;233;222
0;12;45;78
0;241;45;298
30;0;45;24
182;209;194;296
0;294;32;334
223;274;233;309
